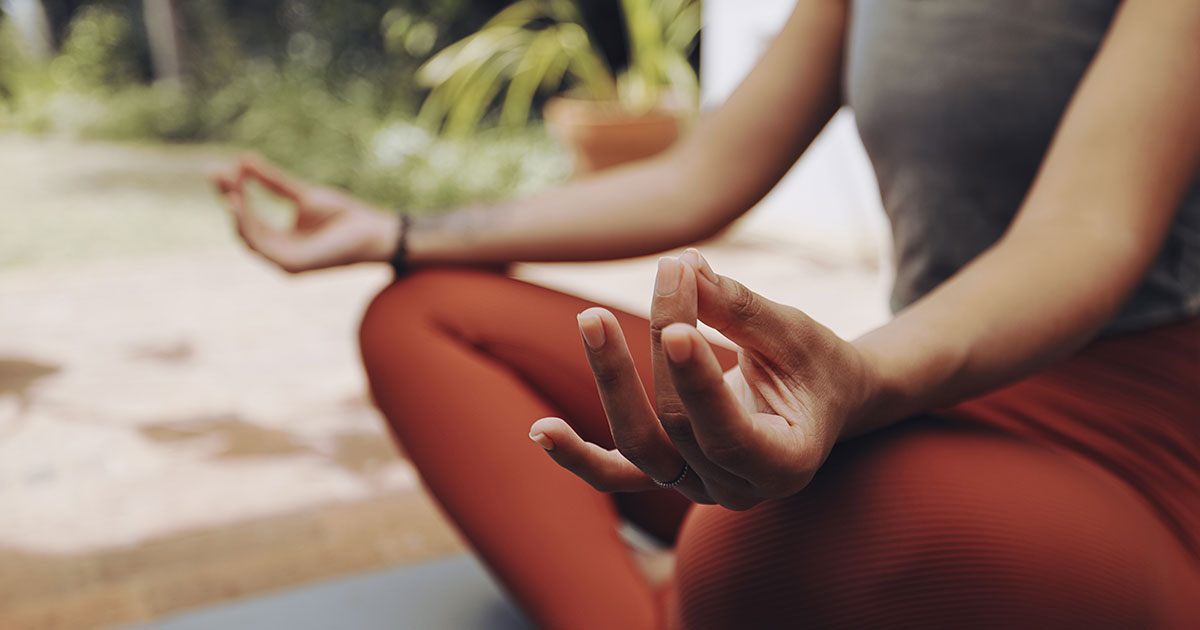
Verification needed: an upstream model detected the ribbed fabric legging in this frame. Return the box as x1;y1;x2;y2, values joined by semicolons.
358;268;1200;630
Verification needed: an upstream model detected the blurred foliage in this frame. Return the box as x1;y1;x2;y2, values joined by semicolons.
54;3;138;90
0;0;569;210
417;0;699;136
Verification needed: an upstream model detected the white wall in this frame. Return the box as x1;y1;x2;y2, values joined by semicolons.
702;0;888;266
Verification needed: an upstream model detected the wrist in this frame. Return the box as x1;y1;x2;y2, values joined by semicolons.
364;209;404;264
841;337;901;440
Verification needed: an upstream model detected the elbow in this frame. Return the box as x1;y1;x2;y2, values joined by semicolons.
686;210;738;244
660;152;755;247
657;194;741;250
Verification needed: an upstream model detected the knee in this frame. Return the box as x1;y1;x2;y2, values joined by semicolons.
358;268;467;368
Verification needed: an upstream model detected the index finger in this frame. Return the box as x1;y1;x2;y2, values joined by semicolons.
209;167;239;195
650;256;696;425
237;156;307;202
661;323;800;490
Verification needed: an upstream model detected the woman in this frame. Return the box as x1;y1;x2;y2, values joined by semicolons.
213;0;1200;627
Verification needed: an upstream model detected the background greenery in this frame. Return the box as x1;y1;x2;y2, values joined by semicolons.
0;0;657;210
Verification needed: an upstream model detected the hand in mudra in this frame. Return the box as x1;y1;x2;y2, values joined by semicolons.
210;156;399;273
530;249;878;510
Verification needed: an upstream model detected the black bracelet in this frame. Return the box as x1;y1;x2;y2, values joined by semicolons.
389;213;412;277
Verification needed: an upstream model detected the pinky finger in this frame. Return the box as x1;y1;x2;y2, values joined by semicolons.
529;417;656;493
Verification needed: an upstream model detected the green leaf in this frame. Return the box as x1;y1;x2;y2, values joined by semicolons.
416;0;696;134
665;2;701;53
557;23;615;100
501;28;564;127
445;45;524;135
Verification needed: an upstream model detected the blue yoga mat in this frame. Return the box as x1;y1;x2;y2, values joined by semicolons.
130;554;532;630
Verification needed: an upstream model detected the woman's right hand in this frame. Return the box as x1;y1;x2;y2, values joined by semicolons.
211;156;401;273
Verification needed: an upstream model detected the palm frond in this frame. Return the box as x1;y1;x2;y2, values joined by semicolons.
416;0;698;135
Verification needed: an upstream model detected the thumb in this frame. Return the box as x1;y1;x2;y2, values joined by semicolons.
682;248;814;362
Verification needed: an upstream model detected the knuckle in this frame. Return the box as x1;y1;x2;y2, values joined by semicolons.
613;439;656;469
648;319;670;344
660;419;698;449
589;363;623;389
649;315;689;342
729;282;762;321
656;399;689;421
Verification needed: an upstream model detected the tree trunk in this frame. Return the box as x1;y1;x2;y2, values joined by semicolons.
142;0;185;81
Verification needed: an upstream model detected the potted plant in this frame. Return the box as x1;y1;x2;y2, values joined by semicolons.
414;0;701;174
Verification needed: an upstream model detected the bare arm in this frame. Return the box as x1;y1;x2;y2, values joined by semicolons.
406;0;848;266
533;1;1200;509
215;1;848;272
847;0;1200;436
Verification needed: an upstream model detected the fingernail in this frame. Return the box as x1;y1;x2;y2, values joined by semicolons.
662;326;694;363
685;248;718;284
680;249;700;271
529;432;555;450
578;312;606;349
655;257;683;296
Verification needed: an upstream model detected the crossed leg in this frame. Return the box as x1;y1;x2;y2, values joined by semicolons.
360;268;1200;629
671;418;1200;629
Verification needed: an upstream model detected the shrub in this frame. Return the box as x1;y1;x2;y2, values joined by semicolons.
0;1;569;211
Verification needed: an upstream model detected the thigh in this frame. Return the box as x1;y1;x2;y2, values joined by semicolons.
671;418;1198;629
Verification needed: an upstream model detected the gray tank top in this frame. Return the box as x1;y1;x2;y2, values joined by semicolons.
846;0;1200;334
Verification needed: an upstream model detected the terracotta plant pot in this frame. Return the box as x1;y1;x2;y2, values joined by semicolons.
543;96;683;176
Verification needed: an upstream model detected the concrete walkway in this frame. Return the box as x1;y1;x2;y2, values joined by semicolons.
0;135;889;629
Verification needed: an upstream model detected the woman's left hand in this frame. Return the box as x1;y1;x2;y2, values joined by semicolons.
530;249;881;510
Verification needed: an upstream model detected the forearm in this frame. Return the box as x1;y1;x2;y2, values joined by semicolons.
846;216;1157;438
403;152;721;266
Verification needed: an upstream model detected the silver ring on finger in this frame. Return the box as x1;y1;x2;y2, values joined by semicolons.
652;461;690;489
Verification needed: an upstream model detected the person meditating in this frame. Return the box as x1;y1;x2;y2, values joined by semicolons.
213;0;1200;627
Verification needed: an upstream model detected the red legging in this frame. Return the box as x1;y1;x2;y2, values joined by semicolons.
358;268;1200;629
